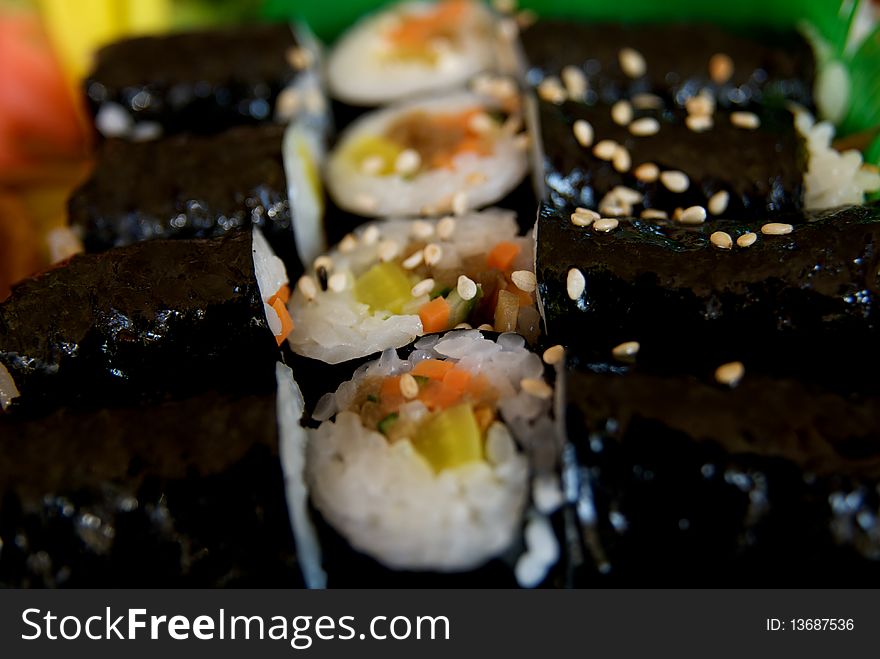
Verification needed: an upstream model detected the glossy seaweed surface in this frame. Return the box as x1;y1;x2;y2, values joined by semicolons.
85;23;300;137
68;125;302;271
0;230;278;413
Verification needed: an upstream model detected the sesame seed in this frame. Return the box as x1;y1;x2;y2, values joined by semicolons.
611;186;643;205
612;146;631;172
672;207;683;221
502;114;523;135
354;193;378;213
537;77;567;104
542;344;565;365
437;216;457;239
736;232;757;248
715;361;745;387
411;278;435;297
612;340;640;361
571;208;599;226
411;220;434;239
640;208;668;220
632;93;663;110
361;155;385;175
511;270;537;292
710;231;733;250
454;322;473;329
468;112;495;134
521;377;553;399
593;139;618;160
709;53;734;84
275;88;301;119
567;268;586;300
731;111;760;130
328;272;348;292
394;149;421;175
611;100;634;126
497;17;519;41
424;243;443;265
634;162;660;182
287;46;313;70
594;218;620;232
339;233;357;253
685;114;713;132
685;92;715;117
400;373;419;399
297;275;318;301
377;239;400;262
514;133;531;150
619;47;646;78
630;117;660;136
362;225;380;245
679;205;707;225
573;119;594;148
708;190;730;215
402;251;423;269
761;222;793;236
561;65;588;100
599;202;628;218
457;275;478;300
452;191;468;216
314;255;333;273
477;323;495;331
660;170;690;193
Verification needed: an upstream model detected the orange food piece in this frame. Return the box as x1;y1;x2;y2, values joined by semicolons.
379;375;405;412
412;358;455;381
442;367;471;393
467;373;492;399
419;296;451;334
506;283;533;307
387;0;469;49
418;379;463;411
487;241;521;271
270;296;294;346
269;284;291;305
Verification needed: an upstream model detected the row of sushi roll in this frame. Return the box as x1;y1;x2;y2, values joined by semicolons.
1;0;880;587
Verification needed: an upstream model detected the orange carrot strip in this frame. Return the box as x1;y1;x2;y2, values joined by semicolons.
442;367;471;393
418;379;462;410
269;284;291;305
487;241;521;271
419;296;451;334
270;297;294;346
412;358;455;380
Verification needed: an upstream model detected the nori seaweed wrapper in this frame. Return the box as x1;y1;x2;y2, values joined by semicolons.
536;202;880;381
520;21;816;110
0;378;303;588
0;229;279;414
85;23;311;139
536;99;805;217
68;125;303;271
560;351;880;587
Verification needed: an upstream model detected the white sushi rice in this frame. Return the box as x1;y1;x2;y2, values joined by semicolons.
287;209;532;364
307;330;558;577
325;92;529;217
283;122;327;265
327;0;496;105
252;227;290;340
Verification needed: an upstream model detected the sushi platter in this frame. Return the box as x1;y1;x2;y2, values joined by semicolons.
2;0;880;588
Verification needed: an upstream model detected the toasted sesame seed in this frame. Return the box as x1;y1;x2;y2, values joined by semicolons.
521;377;553;399
612;340;640;361
611;100;634;126
454;322;473;329
685;92;715;117
437;216;457;239
632;93;664;110
630;117;660;136
497;17;519;41
411;278;435;297
594;218;620;232
411;220;434;239
452;191;468;216
542;344;565;365
537;77;567;104
468;112;494;134
736;232;758;247
708;190;730;215
402;250;423;269
660;170;690;193
619;47;646;78
457;275;478;300
314;255;334;273
354;193;378;213
361;155;385;175
477;323;495;331
287;46;313;70
567;268;586;300
679;205;707;225
400;373;419;399
394;149;421;175
612;146;631;172
685;114;713;132
297;275;318;301
731;111;760;129
672;207;683;221
709;53;734;84
761;222;793;236
328;272;348;292
710;231;733;250
634;162;660;183
377;239;400;262
715;361;745;387
561;65;588;100
275;88;301;119
424;243;443;265
593;139;618;160
339;233;357;253
640;208;668;220
599;202;629;218
573;119;594;147
361;225;380;245
511;270;537;292
611;186;643;205
571;208;599;226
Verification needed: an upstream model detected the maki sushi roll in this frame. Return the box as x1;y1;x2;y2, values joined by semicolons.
68;123;325;270
327;0;497;106
85;23;326;140
0;228;292;413
303;330;562;586
288;210;539;364
326;91;529;217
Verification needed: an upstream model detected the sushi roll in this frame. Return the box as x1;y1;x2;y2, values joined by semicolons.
327;0;497;106
68;122;325;270
0;228;292;413
303;330;562;587
287;210;540;364
0;362;315;588
326;91;529;217
85;23;326;140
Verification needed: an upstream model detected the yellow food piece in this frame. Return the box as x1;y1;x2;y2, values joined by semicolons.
412;403;483;473
344;135;401;175
353;262;413;315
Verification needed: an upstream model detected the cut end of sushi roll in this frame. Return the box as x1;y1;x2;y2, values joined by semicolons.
287;210;540;364
0;363;20;411
326;91;529;218
327;0;496;106
252;227;293;347
283;122;327;265
307;330;556;577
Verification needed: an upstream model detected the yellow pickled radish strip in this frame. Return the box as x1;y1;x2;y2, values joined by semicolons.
353;262;414;314
345;135;402;175
411;403;482;473
296;136;324;216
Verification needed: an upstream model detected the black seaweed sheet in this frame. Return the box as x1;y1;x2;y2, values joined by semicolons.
0;378;303;588
561;351;880;587
68;125;303;271
85;23;303;138
537;99;805;217
520;21;815;109
0;230;278;414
